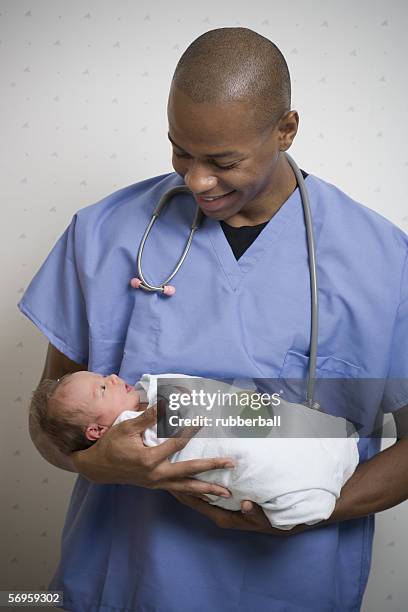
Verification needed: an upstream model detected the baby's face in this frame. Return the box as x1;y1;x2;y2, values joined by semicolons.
57;371;143;435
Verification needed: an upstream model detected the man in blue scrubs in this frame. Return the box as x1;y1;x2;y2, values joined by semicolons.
18;27;408;611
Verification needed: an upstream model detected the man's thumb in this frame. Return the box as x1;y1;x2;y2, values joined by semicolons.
126;404;157;432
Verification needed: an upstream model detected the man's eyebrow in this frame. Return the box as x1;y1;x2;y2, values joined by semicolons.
167;133;240;158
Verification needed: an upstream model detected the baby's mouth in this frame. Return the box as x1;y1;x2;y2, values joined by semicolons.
125;383;132;393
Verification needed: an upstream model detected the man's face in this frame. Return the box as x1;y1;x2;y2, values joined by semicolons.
167;85;297;222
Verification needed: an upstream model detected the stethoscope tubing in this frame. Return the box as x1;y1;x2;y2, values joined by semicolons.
136;186;203;292
134;153;320;409
285;152;320;410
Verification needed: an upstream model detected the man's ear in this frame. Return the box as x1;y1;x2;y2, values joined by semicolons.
85;423;109;441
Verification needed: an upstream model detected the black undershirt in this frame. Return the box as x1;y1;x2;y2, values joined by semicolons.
220;169;309;260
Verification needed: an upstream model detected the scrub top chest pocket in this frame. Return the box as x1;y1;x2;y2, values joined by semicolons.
280;349;362;379
278;349;363;425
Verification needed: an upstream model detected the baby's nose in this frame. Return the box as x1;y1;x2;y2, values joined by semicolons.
108;374;121;385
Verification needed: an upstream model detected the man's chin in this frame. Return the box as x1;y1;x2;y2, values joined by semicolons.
201;206;237;221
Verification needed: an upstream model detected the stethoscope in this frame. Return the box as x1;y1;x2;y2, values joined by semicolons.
129;152;320;410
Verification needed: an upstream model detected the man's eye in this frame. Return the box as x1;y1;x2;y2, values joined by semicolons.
217;162;239;170
174;152;239;170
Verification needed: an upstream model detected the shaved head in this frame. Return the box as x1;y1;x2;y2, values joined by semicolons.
171;27;291;134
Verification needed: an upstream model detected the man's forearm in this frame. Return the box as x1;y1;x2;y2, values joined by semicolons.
327;438;408;524
29;412;78;473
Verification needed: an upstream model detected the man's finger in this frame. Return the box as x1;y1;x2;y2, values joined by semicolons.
148;441;235;472
159;476;231;498
171;492;221;513
171;491;211;503
174;494;270;531
171;492;236;523
117;404;157;434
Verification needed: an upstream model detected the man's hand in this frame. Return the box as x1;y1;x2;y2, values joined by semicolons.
170;493;312;536
71;405;234;499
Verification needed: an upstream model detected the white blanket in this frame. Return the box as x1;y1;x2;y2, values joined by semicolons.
113;373;359;530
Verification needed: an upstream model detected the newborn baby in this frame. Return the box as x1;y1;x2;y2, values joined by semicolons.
32;371;148;454
32;371;359;530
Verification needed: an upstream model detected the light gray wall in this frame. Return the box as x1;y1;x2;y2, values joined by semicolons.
2;0;408;610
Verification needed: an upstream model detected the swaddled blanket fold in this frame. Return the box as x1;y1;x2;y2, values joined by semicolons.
113;373;359;530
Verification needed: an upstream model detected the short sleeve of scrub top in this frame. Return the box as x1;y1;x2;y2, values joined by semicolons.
381;247;408;414
17;213;89;366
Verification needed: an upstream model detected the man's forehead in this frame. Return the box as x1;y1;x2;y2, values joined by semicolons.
167;132;242;158
167;89;257;142
168;84;250;114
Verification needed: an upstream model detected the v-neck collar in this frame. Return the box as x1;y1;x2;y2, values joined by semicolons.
203;176;310;291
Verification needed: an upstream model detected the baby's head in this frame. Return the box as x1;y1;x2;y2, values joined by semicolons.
31;371;144;455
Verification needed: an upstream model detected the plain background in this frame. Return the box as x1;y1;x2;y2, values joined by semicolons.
2;1;408;610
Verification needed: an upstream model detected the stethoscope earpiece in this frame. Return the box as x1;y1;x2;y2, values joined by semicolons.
130;277;176;296
130;277;142;289
163;285;176;296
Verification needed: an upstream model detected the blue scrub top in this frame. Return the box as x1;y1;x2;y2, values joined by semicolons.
18;171;408;612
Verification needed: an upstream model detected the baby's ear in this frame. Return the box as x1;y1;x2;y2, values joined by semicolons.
85;423;109;441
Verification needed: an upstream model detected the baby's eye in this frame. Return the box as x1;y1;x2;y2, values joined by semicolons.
101;384;106;393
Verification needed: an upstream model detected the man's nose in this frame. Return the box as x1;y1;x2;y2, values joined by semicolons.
184;162;217;193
